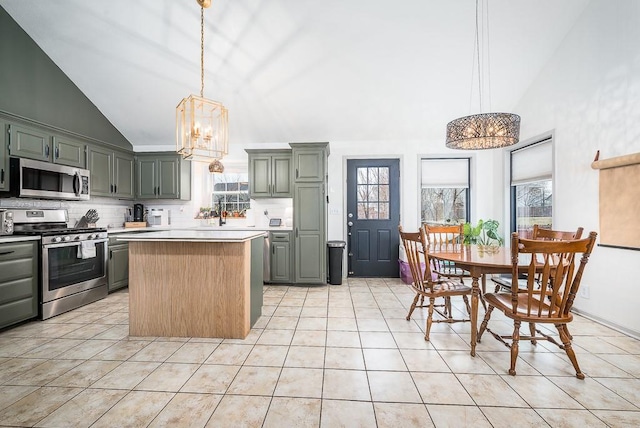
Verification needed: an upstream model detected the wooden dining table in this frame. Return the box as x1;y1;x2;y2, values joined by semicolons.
425;244;520;357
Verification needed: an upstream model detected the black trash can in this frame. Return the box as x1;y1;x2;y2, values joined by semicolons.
327;240;346;285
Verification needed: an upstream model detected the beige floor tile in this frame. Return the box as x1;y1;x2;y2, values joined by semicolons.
266;316;299;330
245;345;289;367
275;367;323;398
594;377;640;406
481;406;547;427
47;360;122;387
135;362;200;392
438;350;496;374
166;342;218;363
206;395;271;428
501;375;583;409
35;388;127;428
363;348;407;371
0;337;51;357
0;358;48;384
9;359;84;386
263;397;321;428
357;318;389;331
301;306;328;317
577;353;633;378
322;369;370;401
91;361;160;390
22;338;85;359
457;373;529;407
320;399;376;427
428;404;492;427
324;347;365;370
426;332;471;350
374;402;433;428
327;306;355;317
602;335;640;354
0;385;39;412
517;350;583;377
400;349;450;372
204;343;253;365
180;364;240;394
326;330;361;348
354;307;384;318
256;329;295;345
60;323;112;340
535;409;608;427
385;318;423;333
91;340;150;361
296;317;328;331
304;298;328;308
227;366;281;395
326;317;358;331
368;371;421;403
273;305;303;317
60;339;119;360
476;350;540;376
591;410;640;428
284;346;325;368
288;329;325;347
412;372;475;405
148;392;222;428
360;331;397;348
0;386;82;427
91;324;130;340
548;376;638;410
129;340;183;362
597;354;640;377
91;390;174;428
222;328;263;345
392;332;433;349
280;297;306;307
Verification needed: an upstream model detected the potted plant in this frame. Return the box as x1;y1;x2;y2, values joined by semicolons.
463;219;504;250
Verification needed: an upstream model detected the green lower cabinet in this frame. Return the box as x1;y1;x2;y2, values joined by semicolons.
294;182;326;284
270;232;292;283
0;241;38;329
108;237;129;292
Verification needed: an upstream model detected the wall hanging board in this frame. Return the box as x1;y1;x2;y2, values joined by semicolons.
591;151;640;250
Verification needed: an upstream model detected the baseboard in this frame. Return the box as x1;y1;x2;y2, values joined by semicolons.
572;308;640;340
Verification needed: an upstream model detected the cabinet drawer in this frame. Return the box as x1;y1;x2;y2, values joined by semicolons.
270;232;290;242
0;258;34;284
0;277;35;305
0;241;37;262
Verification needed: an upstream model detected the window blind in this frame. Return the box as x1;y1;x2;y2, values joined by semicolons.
421;158;470;188
511;139;552;185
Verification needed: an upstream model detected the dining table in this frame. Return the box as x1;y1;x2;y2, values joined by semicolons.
425;243;521;357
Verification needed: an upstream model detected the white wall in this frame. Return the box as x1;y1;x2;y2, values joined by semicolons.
510;0;640;336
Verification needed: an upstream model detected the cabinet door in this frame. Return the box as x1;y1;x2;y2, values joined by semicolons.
136;157;157;198
271;240;291;283
294;148;324;182
157;157;179;199
52;136;85;168
8;123;51;161
272;155;293;197
87;145;114;197
108;244;129;292
249;155;272;198
0;241;38;329
294;183;326;283
113;151;135;199
0;121;8;191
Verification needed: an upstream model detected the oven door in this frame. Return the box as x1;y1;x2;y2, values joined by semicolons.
42;238;108;303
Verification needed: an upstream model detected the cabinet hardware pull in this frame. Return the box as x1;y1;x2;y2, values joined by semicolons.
272;246;275;255
295;228;298;238
114;185;117;194
110;184;114;193
0;168;4;183
109;250;112;259
55;147;59;159
0;251;14;256
45;145;50;158
296;168;299;178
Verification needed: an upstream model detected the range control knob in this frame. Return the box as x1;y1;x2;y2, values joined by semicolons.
53;237;62;243
63;236;71;242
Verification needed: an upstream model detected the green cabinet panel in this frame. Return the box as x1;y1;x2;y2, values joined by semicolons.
1;120;8;191
291;143;328;182
7;123;50;161
0;240;38;329
108;243;129;292
270;231;292;283
52;136;85;168
246;149;292;198
135;153;191;200
87;145;135;199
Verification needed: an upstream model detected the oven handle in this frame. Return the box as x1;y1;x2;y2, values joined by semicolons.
73;172;81;197
43;238;108;249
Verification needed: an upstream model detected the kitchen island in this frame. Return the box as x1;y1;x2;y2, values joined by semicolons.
118;230;265;339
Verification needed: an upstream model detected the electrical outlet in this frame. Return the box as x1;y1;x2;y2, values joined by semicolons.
580;284;590;299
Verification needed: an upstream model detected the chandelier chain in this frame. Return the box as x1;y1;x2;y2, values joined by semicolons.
475;0;482;112
200;5;205;98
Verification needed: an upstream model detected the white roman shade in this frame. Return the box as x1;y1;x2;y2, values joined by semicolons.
421;158;470;188
511;139;553;185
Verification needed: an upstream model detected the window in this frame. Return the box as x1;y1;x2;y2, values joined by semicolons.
357;166;389;219
212;173;250;215
420;158;470;223
510;138;553;238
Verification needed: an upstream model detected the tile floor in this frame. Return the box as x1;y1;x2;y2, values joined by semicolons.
1;278;639;427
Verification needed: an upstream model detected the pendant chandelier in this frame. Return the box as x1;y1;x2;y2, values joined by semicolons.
446;0;520;150
176;0;228;165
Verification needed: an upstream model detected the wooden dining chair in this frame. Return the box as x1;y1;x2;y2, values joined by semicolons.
478;231;597;378
399;225;472;341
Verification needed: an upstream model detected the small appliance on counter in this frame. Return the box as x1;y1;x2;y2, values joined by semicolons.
133;204;144;222
148;209;169;227
0;209;14;235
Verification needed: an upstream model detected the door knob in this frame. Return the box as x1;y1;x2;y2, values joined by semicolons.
347;221;353;227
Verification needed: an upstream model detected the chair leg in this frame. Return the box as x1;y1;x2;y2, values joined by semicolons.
557;323;585;379
529;323;537;345
509;320;521;376
477;305;494;342
462;295;471;317
425;297;436;341
406;293;420;321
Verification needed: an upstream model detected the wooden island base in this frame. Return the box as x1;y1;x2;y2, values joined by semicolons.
127;234;263;339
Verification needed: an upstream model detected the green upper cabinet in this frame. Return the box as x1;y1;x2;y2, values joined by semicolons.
87;145;135;199
135;153;191;200
246;149;292;198
52;136;86;168
291;142;329;182
7;123;51;162
0;121;8;191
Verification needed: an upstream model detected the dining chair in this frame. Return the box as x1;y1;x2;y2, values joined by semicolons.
478;231;597;378
399;225;472;341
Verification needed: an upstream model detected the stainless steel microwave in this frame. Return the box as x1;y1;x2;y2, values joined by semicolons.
8;157;90;201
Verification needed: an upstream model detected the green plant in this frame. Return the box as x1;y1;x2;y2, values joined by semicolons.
462;219;504;246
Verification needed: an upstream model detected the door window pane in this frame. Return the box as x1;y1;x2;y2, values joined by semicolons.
356;167;390;220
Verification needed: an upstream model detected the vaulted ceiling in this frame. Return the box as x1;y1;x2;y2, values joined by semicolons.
1;0;589;151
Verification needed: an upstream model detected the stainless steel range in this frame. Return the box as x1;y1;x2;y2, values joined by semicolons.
12;209;108;319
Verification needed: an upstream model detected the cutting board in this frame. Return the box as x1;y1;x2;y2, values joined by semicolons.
125;222;147;228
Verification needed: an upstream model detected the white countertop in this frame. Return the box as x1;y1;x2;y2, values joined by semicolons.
0;235;41;244
108;225;292;234
116;229;267;243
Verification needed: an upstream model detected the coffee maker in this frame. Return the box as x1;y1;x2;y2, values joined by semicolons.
133;204;144;222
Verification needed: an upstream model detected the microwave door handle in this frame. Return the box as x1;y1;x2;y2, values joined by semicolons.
73;172;80;196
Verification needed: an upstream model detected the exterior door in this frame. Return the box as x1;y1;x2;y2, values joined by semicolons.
347;159;400;277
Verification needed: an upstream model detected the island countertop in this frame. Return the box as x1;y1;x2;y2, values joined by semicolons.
116;229;266;243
